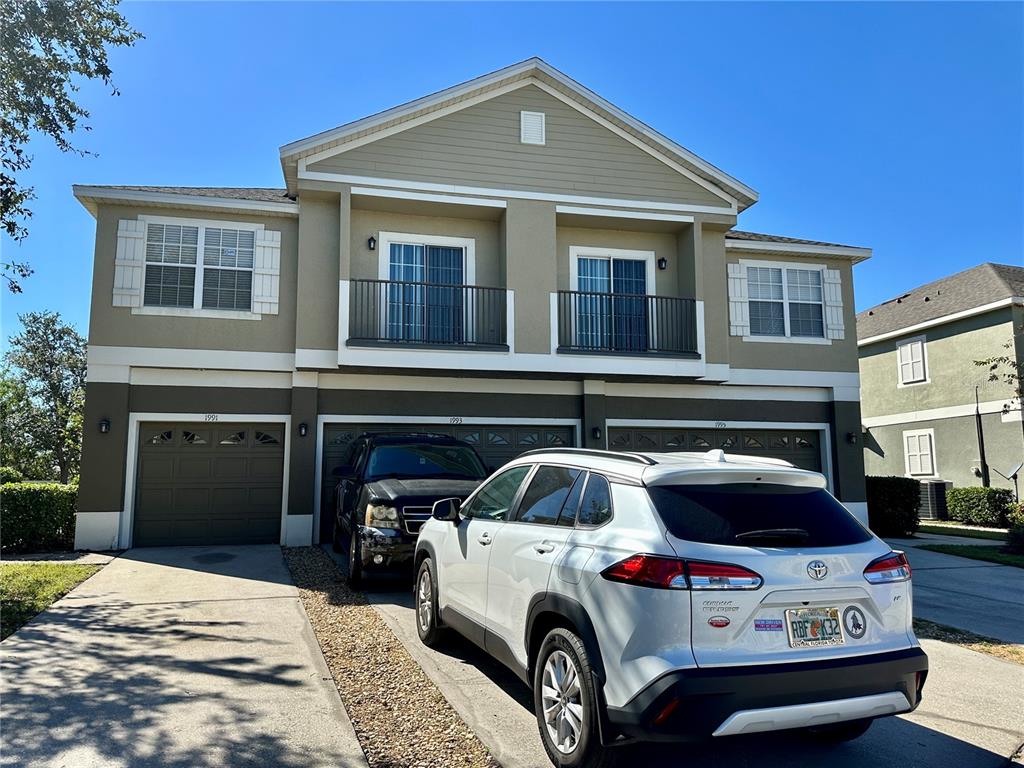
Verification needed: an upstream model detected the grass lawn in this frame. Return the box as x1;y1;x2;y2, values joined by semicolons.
914;618;1023;666
0;563;101;640
917;524;1007;542
916;544;1024;569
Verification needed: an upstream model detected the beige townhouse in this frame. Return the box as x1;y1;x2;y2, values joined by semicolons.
73;58;871;549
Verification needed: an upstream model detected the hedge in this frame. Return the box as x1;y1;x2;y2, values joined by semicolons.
1006;505;1024;554
946;487;1014;528
866;476;920;537
0;466;24;484
0;483;77;554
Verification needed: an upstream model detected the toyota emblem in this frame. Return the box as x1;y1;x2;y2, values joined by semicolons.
807;560;829;580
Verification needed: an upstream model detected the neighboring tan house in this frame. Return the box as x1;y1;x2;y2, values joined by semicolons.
858;263;1024;494
73;58;872;550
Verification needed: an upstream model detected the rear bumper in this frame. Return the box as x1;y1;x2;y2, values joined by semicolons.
604;647;928;742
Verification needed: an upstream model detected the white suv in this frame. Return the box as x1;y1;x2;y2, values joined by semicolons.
414;448;928;768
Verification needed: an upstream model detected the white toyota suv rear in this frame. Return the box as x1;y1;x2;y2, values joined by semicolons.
414;448;928;767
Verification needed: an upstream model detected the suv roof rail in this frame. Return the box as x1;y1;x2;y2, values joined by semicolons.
517;447;658;466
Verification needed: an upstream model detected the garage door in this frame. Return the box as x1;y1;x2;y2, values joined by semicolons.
607;427;822;472
134;422;285;546
319;422;576;541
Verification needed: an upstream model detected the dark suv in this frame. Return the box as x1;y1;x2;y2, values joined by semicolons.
332;433;488;586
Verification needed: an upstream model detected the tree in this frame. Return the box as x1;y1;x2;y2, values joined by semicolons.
0;369;52;479
3;311;86;482
974;324;1024;415
1;0;142;291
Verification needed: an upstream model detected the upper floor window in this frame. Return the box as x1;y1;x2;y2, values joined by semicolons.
143;221;256;312
897;338;927;386
747;266;824;338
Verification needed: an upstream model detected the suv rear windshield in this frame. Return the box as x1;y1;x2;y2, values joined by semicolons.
365;443;487;481
647;483;871;548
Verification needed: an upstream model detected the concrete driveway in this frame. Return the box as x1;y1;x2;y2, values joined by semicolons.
0;546;366;768
343;557;1024;768
888;535;1024;644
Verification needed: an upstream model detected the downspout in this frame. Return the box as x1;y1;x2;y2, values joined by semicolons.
975;386;991;488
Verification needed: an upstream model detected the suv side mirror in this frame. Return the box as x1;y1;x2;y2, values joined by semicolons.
332;464;355;478
432;497;461;523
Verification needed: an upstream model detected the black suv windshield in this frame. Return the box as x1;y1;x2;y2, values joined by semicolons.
365;443;487;481
648;483;871;548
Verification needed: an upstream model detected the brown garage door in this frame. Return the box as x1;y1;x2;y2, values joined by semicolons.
607;427;822;472
134;422;284;546
319;422;576;541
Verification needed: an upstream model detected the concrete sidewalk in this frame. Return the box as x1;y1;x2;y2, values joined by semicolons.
0;546;366;768
888;537;1024;644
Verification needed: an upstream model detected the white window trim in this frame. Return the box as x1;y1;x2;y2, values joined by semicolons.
375;231;476;285
903;428;938;478
568;246;659;351
896;335;929;388
136;214;265;318
738;258;831;345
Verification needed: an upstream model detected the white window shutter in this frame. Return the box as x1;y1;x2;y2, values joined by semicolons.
112;219;146;307
252;230;281;315
823;268;845;340
726;262;750;336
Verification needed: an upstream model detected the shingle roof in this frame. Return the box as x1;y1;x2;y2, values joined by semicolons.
724;230;858;249
93;186;295;204
856;262;1024;341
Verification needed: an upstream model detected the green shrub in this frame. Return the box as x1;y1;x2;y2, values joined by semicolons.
946;487;1014;527
0;467;24;484
1006;504;1024;554
0;483;77;553
866;476;920;537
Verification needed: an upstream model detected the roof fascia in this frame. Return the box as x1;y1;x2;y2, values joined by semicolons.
725;238;872;264
72;186;298;217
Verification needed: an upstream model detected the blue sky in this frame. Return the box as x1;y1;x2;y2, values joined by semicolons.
2;1;1021;342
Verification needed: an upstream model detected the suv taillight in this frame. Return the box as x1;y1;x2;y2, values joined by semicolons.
601;555;762;591
863;551;911;584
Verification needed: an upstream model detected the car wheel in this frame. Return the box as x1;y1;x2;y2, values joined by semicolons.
347;527;364;589
415;558;445;646
804;717;873;743
534;628;616;768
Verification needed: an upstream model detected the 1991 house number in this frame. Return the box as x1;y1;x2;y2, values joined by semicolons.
204;414;219;422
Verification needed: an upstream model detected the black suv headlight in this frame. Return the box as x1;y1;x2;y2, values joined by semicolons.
365;503;400;530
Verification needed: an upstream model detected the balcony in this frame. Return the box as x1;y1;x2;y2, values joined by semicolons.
348;279;508;349
556;290;699;357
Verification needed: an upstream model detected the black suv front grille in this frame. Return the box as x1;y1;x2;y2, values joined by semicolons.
402;507;432;535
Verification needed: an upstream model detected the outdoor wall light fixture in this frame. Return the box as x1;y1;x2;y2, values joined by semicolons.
98;419;111;434
657;257;668;270
367;236;377;251
846;431;859;445
299;423;309;438
591;427;602;441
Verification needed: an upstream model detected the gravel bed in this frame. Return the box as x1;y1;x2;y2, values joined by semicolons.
914;618;1023;666
284;547;499;768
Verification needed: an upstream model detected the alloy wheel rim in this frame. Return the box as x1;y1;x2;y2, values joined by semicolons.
541;649;583;754
417;569;432;632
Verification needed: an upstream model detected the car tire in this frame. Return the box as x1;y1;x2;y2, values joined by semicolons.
804;717;874;743
533;628;616;768
415;558;445;647
347;527;364;589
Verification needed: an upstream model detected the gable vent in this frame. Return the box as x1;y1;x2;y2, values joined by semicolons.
520;111;546;145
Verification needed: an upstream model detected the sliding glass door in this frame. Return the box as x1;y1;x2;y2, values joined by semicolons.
575;256;649;352
386;244;465;343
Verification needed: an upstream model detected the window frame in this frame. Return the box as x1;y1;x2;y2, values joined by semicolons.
896;336;929;387
903;428;937;478
136;214;265;320
575;472;615;529
376;231;476;285
513;464;584;527
461;464;532;522
739;258;831;345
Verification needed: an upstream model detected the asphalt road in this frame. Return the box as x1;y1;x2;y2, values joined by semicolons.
887;535;1024;644
341;555;1024;768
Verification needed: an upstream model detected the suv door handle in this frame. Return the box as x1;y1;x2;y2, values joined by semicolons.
533;542;555;554
477;533;492;546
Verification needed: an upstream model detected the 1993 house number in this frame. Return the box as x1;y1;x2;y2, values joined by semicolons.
449;417;463;424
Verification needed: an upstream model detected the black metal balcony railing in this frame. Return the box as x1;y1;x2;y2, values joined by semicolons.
557;290;699;356
349;279;507;348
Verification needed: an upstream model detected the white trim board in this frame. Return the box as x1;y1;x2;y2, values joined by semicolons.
120;413;292;549
725;238;871;263
88;345;296;374
128;368;293;389
555;205;694;224
857;297;1023;346
298;169;736;216
862;399;1021;429
604;418;835;493
312;413;583;542
351;186;507;209
73;185;297;217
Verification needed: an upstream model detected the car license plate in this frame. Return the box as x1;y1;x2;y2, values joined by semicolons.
785;607;845;648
